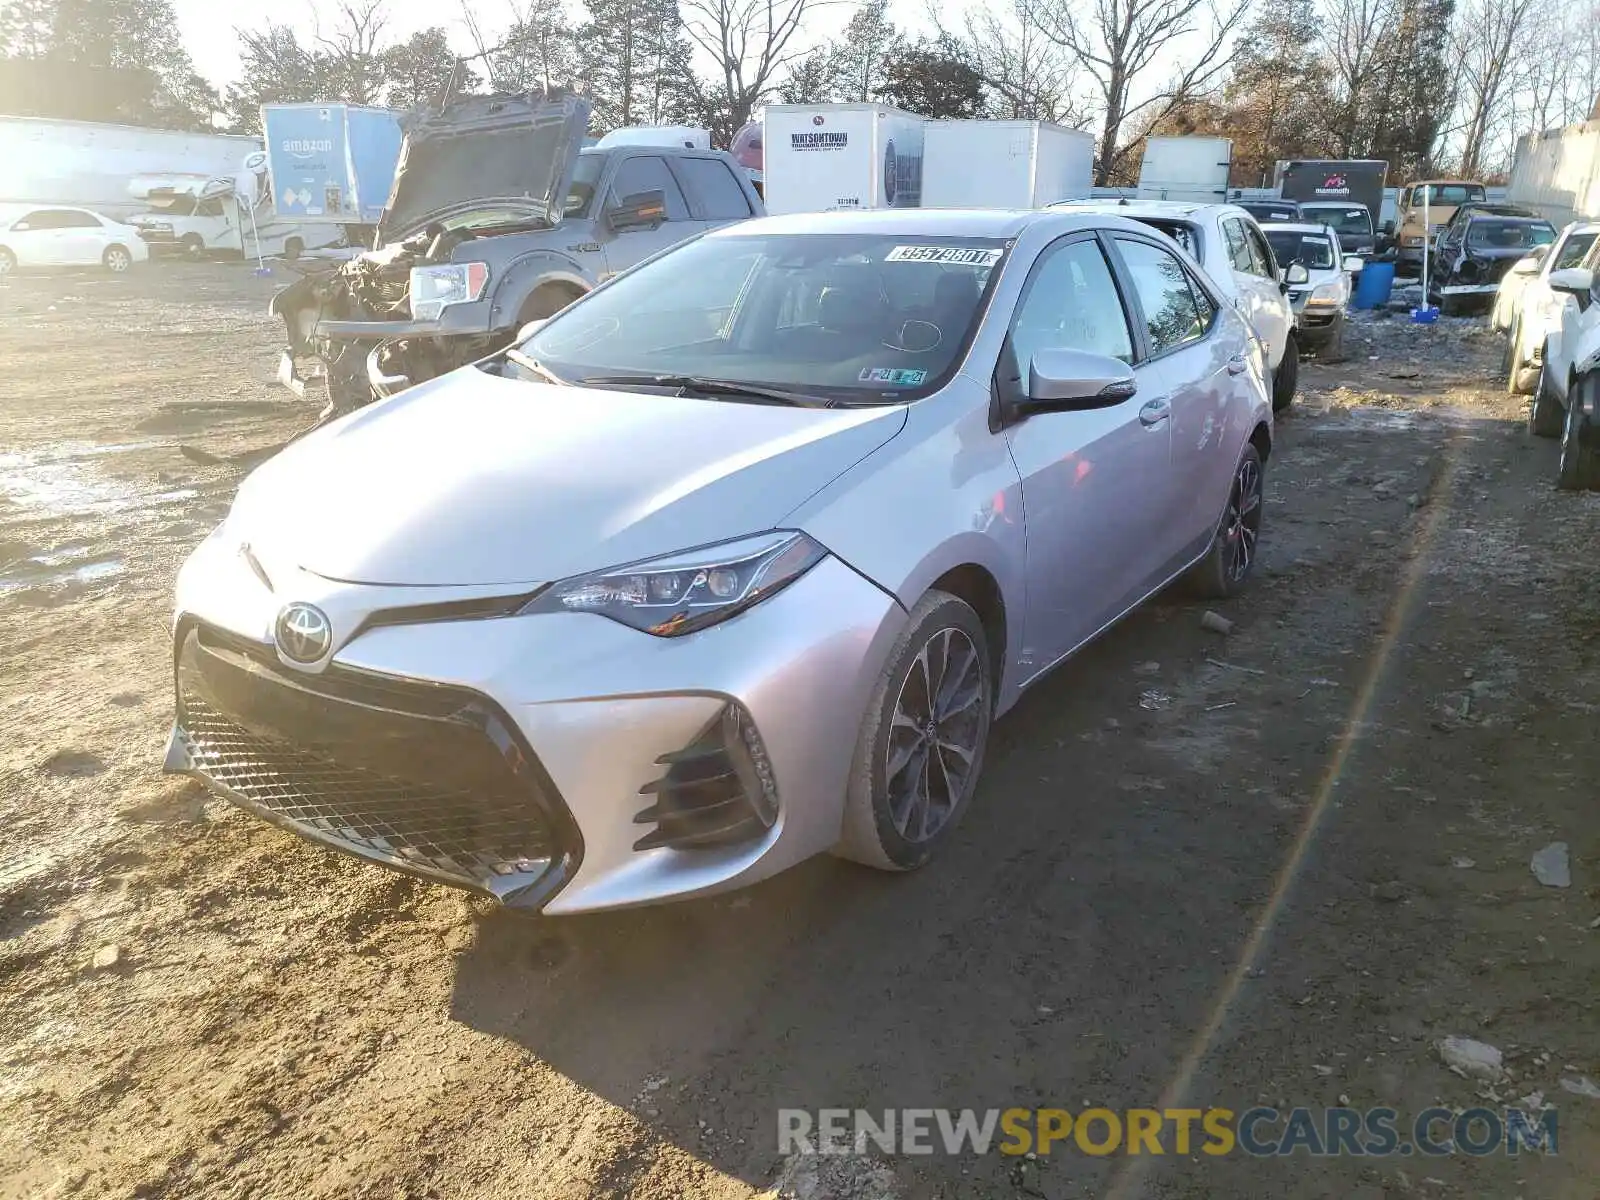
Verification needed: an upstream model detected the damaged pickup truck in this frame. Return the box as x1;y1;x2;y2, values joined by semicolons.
270;87;765;415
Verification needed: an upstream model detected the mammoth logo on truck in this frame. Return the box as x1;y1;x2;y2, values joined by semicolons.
1316;173;1350;196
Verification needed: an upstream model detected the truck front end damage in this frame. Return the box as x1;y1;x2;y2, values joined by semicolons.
268;88;590;416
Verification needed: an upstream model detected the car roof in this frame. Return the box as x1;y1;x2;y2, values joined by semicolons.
1049;199;1228;221
707;207;1112;239
1465;213;1550;224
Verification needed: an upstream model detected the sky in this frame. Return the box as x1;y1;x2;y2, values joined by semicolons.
170;0;889;90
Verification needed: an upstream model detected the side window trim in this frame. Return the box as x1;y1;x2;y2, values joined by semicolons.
1103;230;1220;363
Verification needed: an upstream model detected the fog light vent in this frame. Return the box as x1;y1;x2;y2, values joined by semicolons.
633;703;779;851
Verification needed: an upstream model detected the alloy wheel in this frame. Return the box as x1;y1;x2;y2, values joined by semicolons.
1224;456;1263;582
107;248;131;273
885;627;985;844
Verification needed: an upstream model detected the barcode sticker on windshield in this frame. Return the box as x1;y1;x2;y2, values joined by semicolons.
885;245;1002;267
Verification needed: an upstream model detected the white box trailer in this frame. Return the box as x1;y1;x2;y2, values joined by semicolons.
1507;120;1600;226
920;120;1095;207
0;116;261;221
762;103;925;215
1136;136;1233;203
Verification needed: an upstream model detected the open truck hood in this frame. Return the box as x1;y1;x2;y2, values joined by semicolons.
379;89;592;241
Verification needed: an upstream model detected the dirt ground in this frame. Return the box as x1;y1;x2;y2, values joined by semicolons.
1;263;1597;1200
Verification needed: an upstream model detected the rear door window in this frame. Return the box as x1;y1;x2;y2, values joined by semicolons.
672;158;753;220
1221;218;1254;274
1114;237;1210;356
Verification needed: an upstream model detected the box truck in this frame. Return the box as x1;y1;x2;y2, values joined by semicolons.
1507;119;1600;226
1135;136;1232;203
1274;159;1387;254
762;103;924;215
129;167;342;260
0;116;260;220
921;120;1095;208
262;104;404;234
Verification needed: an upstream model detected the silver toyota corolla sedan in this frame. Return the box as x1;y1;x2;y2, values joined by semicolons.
165;209;1273;914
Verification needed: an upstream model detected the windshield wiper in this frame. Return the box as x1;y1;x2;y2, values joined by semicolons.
504;348;568;386
578;374;831;407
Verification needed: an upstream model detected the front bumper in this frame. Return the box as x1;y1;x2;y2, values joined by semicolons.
1437;283;1501;296
165;540;906;914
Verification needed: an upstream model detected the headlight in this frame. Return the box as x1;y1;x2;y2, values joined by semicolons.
523;532;828;636
409;262;489;321
1308;280;1343;304
1403;235;1425;247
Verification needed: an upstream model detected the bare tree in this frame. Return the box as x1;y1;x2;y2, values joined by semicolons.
931;0;1082;123
1319;0;1390;156
311;0;390;105
460;0;580;93
1451;0;1540;177
679;0;838;136
1027;0;1251;184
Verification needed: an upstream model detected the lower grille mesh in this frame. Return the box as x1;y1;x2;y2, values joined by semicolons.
183;695;555;887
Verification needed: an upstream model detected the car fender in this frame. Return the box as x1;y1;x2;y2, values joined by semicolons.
1574;321;1600;378
486;250;595;331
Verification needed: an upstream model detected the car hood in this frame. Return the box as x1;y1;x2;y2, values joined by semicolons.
232;369;908;588
379;89;591;241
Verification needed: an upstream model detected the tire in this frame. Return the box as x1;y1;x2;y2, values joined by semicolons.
1184;442;1265;599
1529;360;1564;437
180;233;205;259
103;245;132;273
283;237;304;261
0;247;14;276
1557;374;1600;490
1505;322;1540;395
1271;335;1299;413
518;283;584;327
834;590;994;872
1320;315;1345;363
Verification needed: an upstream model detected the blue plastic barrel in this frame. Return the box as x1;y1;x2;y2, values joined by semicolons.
1351;261;1396;310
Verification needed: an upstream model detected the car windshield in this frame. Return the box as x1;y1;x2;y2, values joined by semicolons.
1557;231;1598;269
1305;207;1370;236
1467;220;1556;250
565;153;605;219
1266;230;1335;270
440;206;549;232
520;232;1009;402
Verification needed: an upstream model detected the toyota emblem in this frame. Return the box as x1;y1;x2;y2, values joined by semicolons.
275;603;333;664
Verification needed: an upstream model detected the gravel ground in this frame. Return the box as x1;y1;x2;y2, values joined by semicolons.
1;264;1597;1200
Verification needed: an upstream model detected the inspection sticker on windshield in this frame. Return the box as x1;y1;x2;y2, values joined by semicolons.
884;245;1002;267
860;367;928;385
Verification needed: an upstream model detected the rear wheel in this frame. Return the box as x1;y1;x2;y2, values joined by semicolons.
103;245;132;273
1271;335;1299;413
1557;373;1600;490
1185;443;1265;599
1529;358;1565;437
180;233;205;259
834;591;993;872
0;247;14;276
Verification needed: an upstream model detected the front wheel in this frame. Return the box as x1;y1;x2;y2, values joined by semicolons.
1271;335;1299;413
103;245;132;273
1529;359;1564;437
1185;443;1265;598
834;591;993;872
0;247;14;276
1557;374;1600;491
180;233;205;259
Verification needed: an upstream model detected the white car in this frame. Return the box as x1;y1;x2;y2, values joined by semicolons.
1050;200;1302;411
1530;239;1600;487
1494;220;1600;395
1261;221;1363;361
0;206;149;276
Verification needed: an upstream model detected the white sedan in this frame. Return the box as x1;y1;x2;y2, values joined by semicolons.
1051;200;1303;412
1494;220;1599;395
0;206;150;276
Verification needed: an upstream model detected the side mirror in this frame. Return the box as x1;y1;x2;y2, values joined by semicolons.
1549;267;1594;298
606;189;667;231
517;318;548;342
1284;263;1311;285
1342;255;1364;273
1020;348;1137;415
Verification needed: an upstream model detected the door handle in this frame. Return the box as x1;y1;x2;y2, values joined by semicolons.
1139;398;1171;427
1227;354;1248;375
